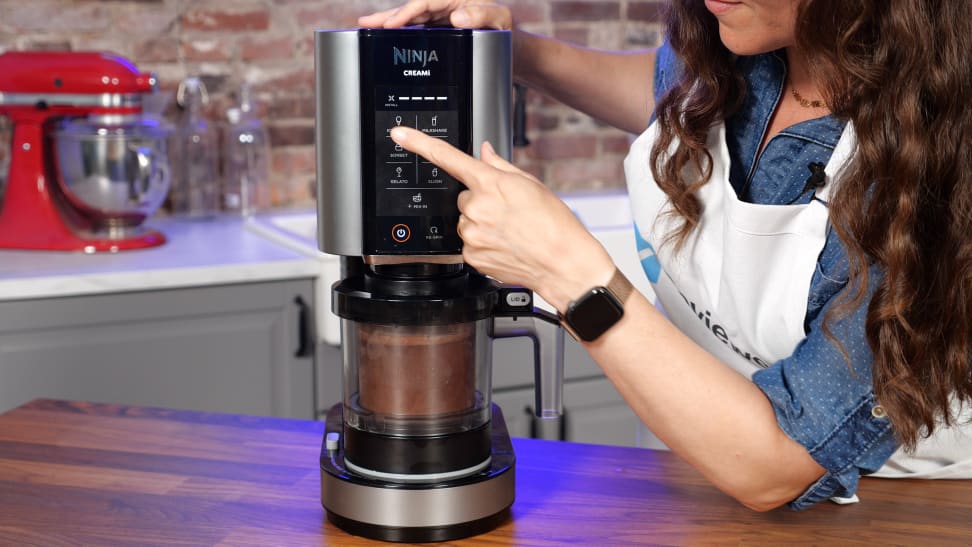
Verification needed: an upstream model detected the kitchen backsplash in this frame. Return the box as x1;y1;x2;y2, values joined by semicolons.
0;0;664;209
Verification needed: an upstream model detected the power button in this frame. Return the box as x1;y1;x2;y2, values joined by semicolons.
391;223;411;243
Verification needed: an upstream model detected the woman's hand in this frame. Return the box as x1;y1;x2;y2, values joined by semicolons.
358;1;513;31
389;126;617;313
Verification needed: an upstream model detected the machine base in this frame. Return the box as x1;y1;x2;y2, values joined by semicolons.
320;403;515;543
326;504;510;543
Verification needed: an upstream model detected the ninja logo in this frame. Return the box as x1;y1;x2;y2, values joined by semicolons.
393;47;439;67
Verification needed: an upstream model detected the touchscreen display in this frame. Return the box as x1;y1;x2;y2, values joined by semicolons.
373;85;460;218
359;29;471;255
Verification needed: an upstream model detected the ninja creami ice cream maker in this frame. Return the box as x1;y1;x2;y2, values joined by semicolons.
315;27;565;542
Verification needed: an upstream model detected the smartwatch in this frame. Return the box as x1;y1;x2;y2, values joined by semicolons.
563;268;634;342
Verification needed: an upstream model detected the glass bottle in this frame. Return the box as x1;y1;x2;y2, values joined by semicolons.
170;77;220;218
221;83;270;216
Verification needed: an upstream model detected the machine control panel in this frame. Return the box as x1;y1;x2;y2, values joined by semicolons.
359;29;471;255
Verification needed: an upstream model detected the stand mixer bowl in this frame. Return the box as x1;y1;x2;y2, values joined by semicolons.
52;115;171;236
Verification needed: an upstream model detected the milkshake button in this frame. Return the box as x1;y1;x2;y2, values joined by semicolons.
392;223;411;243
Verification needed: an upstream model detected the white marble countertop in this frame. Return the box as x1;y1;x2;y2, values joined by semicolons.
0;213;326;301
0;193;650;347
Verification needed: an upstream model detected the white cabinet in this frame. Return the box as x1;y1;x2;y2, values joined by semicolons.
491;336;641;447
493;378;640;447
0;279;342;419
0;273;638;445
560;377;642;446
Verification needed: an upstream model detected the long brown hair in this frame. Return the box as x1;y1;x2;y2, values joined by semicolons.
652;0;972;448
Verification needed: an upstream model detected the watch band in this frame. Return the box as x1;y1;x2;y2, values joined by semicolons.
605;267;634;306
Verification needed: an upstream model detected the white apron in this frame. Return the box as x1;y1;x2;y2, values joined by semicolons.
623;119;972;483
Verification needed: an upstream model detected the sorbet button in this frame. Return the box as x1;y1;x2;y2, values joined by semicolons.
871;405;887;419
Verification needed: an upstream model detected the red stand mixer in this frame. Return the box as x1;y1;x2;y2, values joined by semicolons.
0;51;172;252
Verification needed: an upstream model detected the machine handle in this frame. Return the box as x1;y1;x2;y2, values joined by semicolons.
294;295;313;358
491;286;564;419
513;83;530;148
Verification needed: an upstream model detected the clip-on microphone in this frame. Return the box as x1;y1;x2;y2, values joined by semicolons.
786;162;827;204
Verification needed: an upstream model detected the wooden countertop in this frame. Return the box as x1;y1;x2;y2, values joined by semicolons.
0;399;969;546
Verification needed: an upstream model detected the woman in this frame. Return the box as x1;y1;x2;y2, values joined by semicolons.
359;1;972;510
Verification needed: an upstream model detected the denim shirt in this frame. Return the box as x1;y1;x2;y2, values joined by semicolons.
652;43;898;509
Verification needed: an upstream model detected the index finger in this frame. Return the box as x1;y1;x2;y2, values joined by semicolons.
390;126;491;189
357;8;403;28
361;1;444;29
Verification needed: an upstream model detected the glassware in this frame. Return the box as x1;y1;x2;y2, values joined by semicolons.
221;83;270;216
170;77;220;218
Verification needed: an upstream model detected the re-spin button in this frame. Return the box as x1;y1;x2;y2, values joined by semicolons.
391;223;411;243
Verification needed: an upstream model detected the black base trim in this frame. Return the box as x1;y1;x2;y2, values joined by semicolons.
326;506;511;543
344;419;491;476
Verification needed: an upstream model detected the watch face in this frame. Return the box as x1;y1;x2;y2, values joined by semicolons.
566;287;624;342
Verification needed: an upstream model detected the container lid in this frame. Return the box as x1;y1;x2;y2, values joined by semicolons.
333;269;499;325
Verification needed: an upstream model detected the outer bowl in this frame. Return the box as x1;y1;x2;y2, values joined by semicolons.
52;116;171;230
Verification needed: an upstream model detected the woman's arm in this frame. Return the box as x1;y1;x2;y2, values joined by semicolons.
360;1;656;134
585;292;826;511
514;32;656;134
388;128;828;511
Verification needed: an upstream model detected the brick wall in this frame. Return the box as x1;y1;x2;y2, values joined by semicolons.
0;0;665;209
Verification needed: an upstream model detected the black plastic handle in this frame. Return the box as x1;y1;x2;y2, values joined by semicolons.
492;285;565;419
294;295;312;358
513;83;530;148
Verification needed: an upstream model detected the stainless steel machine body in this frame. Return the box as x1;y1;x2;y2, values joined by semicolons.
315;28;563;543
